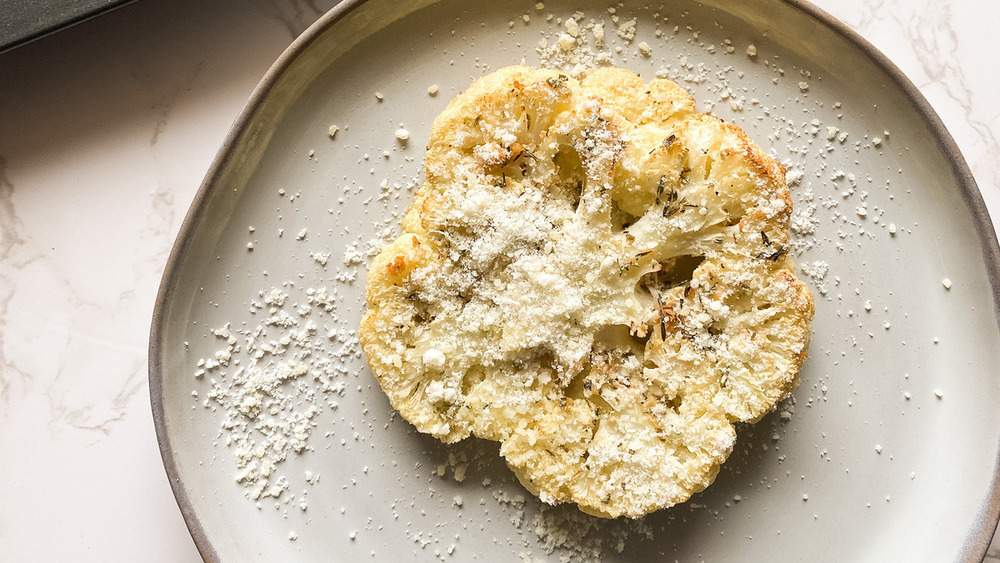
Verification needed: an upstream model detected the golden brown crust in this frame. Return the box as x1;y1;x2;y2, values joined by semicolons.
360;66;814;517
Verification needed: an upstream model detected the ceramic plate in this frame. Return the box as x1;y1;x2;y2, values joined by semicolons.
150;0;1000;560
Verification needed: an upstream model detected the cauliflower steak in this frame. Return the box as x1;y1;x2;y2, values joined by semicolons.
360;66;814;518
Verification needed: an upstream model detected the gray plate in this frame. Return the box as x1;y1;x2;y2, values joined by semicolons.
150;0;1000;561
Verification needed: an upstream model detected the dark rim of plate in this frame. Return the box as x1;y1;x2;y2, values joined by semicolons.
148;1;1000;561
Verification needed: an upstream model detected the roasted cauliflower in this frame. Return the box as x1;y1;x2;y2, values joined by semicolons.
360;66;814;518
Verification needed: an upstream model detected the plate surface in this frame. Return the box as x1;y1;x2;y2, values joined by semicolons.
150;0;1000;560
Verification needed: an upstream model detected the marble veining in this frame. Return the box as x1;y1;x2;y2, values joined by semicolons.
260;0;328;40
149;62;206;146
0;0;996;560
0;155;33;408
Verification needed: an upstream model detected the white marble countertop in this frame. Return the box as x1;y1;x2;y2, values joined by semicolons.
1;0;998;560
